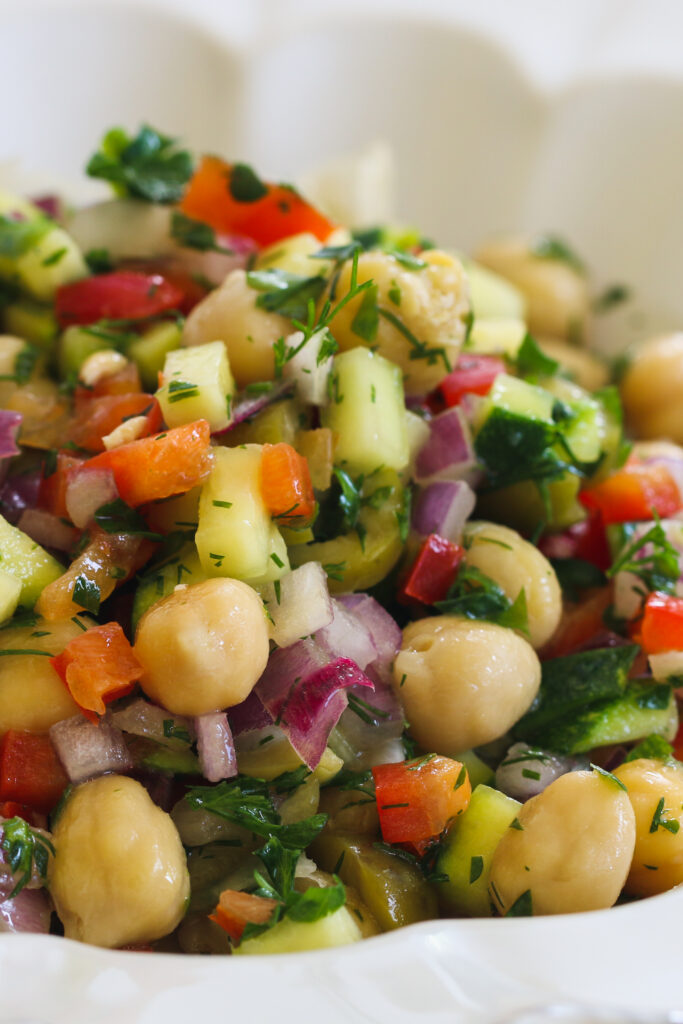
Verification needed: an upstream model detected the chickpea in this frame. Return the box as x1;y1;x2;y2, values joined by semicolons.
324;250;470;396
49;775;189;948
182;269;291;387
392;616;541;753
475;236;590;341
134;578;269;716
463;522;562;649
613;758;683;897
537;337;609;392
621;334;683;443
489;770;635;916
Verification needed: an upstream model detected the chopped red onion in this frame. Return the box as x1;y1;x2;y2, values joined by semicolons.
255;640;374;769
31;194;63;221
195;713;238;782
495;742;585;802
17;508;78;553
414;406;481;486
0;887;51;934
315;600;377;671
261;562;333;649
412;480;476;543
282;328;333;406
0;411;22;460
50;715;132;784
336;594;401;678
65;466;118;529
110;698;195;748
0;468;42;525
228;691;273;736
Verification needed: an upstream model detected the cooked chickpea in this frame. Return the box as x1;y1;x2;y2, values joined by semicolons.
613;758;683;897
182;269;291;387
324;250;470;395
463;522;562;649
621;333;683;443
134;578;269;716
49;775;189;948
537;337;609;391
392;615;541;753
489;770;635;915
475;236;590;341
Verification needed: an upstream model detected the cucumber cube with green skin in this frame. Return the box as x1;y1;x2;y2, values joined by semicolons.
0;515;63;608
234;905;362;955
57;326;112;379
462;259;527;321
452;749;495;789
474;374;557;475
196;445;289;585
3;300;59;352
435;784;521;917
322;347;409;473
157;341;235;432
126;321;182;391
0;569;22;624
132;543;206;632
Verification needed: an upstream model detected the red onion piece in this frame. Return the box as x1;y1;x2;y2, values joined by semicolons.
228;691;273;737
110;698;195;748
195;713;238;782
17;508;78;553
255;641;374;769
65;466;118;529
495;742;586;802
412;480;476;543
315;599;377;671
0;887;51;934
50;715;132;784
0;468;42;525
0;411;22;460
31;194;63;222
336;594;401;676
414;406;481;486
262;562;333;649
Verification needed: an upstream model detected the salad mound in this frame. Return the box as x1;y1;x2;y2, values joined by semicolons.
0;124;682;952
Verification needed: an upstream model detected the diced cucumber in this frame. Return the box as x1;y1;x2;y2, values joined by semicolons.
225;398;305;448
462;259;527;321
3;300;59;352
127;320;182;391
14;225;87;301
234;905;362;955
57;326;112;379
322;348;409;473
157;341;235;432
543;378;606;463
435;784;521;916
254;231;334;277
0;569;22;624
196;445;289;585
532;682;678;755
0;336;25;375
467;318;527;358
145;486;200;535
474;374;556;477
481;373;556;424
0;515;64;608
140;743;200;776
132;544;206;631
452;749;495;789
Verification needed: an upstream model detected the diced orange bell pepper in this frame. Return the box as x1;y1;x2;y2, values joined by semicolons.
260;442;316;527
372;755;471;851
210;889;278;943
38;452;84;519
580;462;681;524
0;731;69;813
180;155;335;247
635;592;683;655
68;394;162;453
50;622;143;722
81;420;213;507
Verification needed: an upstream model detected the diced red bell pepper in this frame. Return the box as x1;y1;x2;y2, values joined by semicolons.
580;462;681;524
54;271;185;328
118;259;210;316
430;354;505;411
542;586;613;659
210;889;278;943
73;363;142;408
50;621;144;721
635;592;683;656
180;155;336;247
0;801;37;825
538;512;611;572
399;534;464;605
0;731;69;813
81;420;213;507
38;452;84;519
672;718;683;761
68;393;162;453
372;755;471;851
260;443;316;527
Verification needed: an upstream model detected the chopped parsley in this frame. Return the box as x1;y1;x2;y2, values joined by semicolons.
246;268;327;322
0;214;51;259
435;565;530;637
94;498;163;540
72;576;101;615
166;378;201;403
530;234;585;274
513;333;559;380
170;211;233;254
1;817;54;898
86;124;193;203
227;163;268;203
649;797;681;835
607;514;680;597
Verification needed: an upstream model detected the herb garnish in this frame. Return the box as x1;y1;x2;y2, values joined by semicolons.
86;125;193;203
435;565;530;637
170;211;233;254
1;817;54;897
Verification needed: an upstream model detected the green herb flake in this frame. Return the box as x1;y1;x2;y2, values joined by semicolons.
86;124;193;203
649;796;681;835
514;333;560;380
212;500;233;509
469;855;484;884
41;246;67;267
72;576;101;615
94;498;163;540
270;552;285;569
1;817;55;898
530;234;585;274
228;163;268;203
504;889;533;917
170;211;233;254
590;763;628;792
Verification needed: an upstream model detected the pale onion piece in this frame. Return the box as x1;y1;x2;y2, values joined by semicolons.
261;562;333;649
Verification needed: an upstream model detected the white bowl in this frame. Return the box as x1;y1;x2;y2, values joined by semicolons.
2;3;683;1021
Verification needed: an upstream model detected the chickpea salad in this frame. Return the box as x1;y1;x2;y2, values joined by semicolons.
0;124;682;953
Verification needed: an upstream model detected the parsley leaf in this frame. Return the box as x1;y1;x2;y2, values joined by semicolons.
94;498;163;541
86;125;193;203
170;211;233;254
435;565;530;637
607;514;680;596
350;283;379;342
72;575;101;615
1;817;54;897
246;268;327;321
514;333;559;380
550;557;607;601
0;214;51;258
228;163;268;203
625;735;677;764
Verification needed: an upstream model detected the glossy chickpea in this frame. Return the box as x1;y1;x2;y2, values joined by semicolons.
613;758;683;897
49;775;189;948
537;337;609;391
463;521;562;649
489;770;636;915
392;615;541;753
134;578;269;716
621;334;683;443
